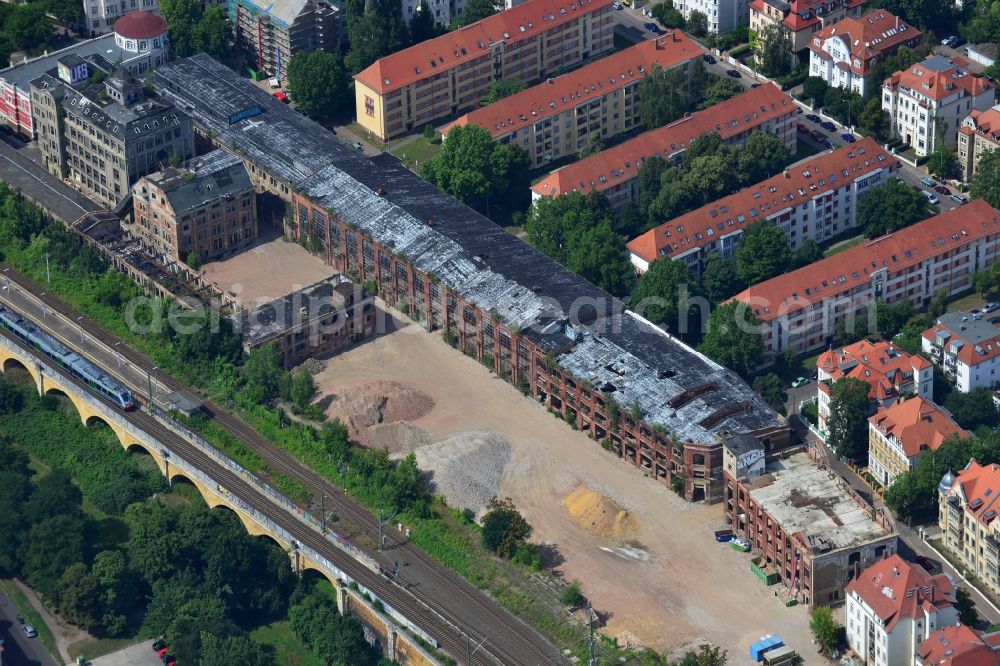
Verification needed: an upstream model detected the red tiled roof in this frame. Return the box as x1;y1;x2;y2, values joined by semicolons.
114;11;167;39
731;200;1000;322
948;460;1000;526
444;32;702;138
750;0;863;33
816;339;930;401
846;555;955;632
884;56;993;102
355;0;614;95
530;83;797;198
807;9;920;77
869;396;967;459
963;107;1000;143
916;625;1000;666
626;137;894;265
922;321;1000;367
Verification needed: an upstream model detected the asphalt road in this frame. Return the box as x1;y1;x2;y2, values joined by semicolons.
0;135;97;223
0;588;57;666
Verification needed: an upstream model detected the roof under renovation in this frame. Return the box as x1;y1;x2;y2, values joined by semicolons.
154;54;783;445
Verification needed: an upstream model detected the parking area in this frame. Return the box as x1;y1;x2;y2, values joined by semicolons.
82;640;162;666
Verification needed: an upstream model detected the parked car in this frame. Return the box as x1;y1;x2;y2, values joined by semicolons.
161;655;175;665
972;309;983;319
352;141;363;151
942;35;965;48
922;190;940;205
805;113;821;123
22;625;37;638
840;133;856;143
796;122;810;132
823;139;836;149
920;176;936;187
612;1;623;8
820;120;836;131
914;555;941;574
644;21;659;32
702;54;716;64
810;129;826;142
791;376;809;388
935;184;952;196
152;639;167;651
725;69;742;78
272;90;289;103
951;193;969;204
984;302;1000;313
158;647;169;659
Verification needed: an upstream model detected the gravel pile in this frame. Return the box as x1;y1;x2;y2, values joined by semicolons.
414;431;512;515
371;421;430;455
325;380;434;445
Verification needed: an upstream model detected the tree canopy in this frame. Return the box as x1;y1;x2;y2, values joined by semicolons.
857;178;932;238
698;302;764;377
753;373;787;415
927;145;960;180
826;377;871;461
409;0;438;44
944;388;999;431
481;77;527;106
524;191;636;296
699;251;743;303
630;258;707;340
971;147;1000;209
420;124;530;217
160;0;232;59
457;0;498;25
810;607;841;655
345;0;409;73
755;22;792;77
734;220;791;286
286;50;351;122
638;60;706;129
697;75;745;110
651;0;685;27
481;497;533;558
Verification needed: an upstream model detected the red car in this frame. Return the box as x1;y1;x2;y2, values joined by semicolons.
272;90;289;103
934;184;951;196
796;122;809;132
157;647;169;659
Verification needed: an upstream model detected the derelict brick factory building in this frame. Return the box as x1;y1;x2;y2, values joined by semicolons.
155;54;790;502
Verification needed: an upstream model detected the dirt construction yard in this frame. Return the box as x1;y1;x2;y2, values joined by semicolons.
310;317;819;662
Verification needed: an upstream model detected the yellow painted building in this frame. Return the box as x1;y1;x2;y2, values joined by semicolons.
867;396;966;487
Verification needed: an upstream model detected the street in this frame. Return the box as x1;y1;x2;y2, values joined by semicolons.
0;588;57;666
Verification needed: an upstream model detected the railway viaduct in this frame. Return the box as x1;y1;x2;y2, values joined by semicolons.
0;331;446;666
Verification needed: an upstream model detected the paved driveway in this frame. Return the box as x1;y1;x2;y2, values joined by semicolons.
84;640;161;666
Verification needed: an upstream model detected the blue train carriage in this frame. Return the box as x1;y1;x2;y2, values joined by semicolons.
0;305;134;410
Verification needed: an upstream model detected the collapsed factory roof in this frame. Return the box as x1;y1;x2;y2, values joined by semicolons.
154;54;784;445
237;274;360;347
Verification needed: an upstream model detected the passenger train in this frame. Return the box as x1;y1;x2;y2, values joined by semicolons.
0;304;135;410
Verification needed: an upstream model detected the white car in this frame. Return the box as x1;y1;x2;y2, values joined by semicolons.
22;624;37;638
612;1;623;8
921;190;940;205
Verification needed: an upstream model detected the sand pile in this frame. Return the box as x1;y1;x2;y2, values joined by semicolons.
370;421;430;455
325;380;434;446
563;486;639;539
414;431;512;514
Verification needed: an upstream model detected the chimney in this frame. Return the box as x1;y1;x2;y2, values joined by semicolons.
783;168;790;178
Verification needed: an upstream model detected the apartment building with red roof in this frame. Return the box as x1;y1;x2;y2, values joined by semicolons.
958;105;1000;181
353;0;615;141
916;625;1000;666
730;199;1000;358
940;460;1000;598
868;396;967;486
815;339;932;437
883;54;995;157
750;0;863;61
626;137;896;274
807;9;921;96
529;83;798;210
443;32;703;169
922;311;1000;393
846;555;959;666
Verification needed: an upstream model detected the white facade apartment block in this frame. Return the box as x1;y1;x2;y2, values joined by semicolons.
810;35;868;96
845;592;959;666
402;0;466;26
676;0;748;35
85;0;158;36
923;313;1000;392
883;54;995;157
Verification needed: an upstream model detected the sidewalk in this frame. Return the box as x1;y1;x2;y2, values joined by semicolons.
13;579;84;664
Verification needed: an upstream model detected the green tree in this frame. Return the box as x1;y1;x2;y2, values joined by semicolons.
927;146;960;180
687;10;709;36
790;239;822;270
753;373;787;415
802;76;828;101
289;584;376;666
481;77;527;106
290;367;317;410
810;607;840;654
698;302;764;376
674;644;728;666
755;21;792;77
734;220;790;286
651;0;685;27
287;50;351;122
858;97;890;140
736;131;791;184
826;377;871;460
4;4;54;52
56;563;102;628
194;5;232;59
243;342;283;404
481;497;533;558
630;258;706;340
186;250;201;271
91;550;135;636
409;0;437;44
345;0;408;73
700;251;743;303
23;468;82;524
560;579;586;607
200;633;274;666
19;515;87;598
159;0;202;57
456;0;497;25
972;148;1000;209
524;191;635;296
638;63;693;129
857;178;932;238
975;261;1000;296
956;587;979;626
420;124;530;216
944;388;998;431
697;75;745;110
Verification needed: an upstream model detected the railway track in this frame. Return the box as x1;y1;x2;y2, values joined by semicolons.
0;264;569;666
